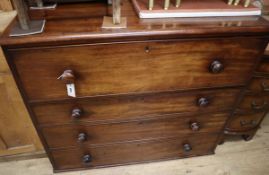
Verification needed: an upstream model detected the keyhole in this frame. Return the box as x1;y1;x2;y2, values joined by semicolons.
145;46;150;53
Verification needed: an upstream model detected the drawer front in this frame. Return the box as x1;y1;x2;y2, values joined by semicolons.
256;57;269;73
226;112;266;131
33;88;239;125
51;134;218;170
238;94;269;112
42;113;228;148
247;77;269;93
11;38;262;101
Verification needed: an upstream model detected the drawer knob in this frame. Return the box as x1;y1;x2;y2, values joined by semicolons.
251;100;268;111
71;108;83;119
183;143;192;152
78;133;87;142
190;122;200;131
197;97;209;107
209;60;224;73
261;82;269;92
57;70;75;83
240;120;257;127
82;154;92;164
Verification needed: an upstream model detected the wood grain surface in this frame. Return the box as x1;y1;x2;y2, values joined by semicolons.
41;112;227;149
32;88;239;125
10;38;263;101
51;133;218;171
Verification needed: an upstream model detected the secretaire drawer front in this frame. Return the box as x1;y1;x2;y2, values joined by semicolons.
42;113;228;148
51;134;217;170
238;94;269;112
226;112;266;131
247;77;269;93
33;88;239;125
11;38;262;101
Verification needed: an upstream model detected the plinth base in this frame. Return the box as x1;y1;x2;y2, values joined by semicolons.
101;16;127;29
10;20;46;37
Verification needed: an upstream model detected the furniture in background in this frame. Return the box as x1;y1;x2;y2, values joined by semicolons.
1;0;269;172
224;53;269;140
0;1;44;159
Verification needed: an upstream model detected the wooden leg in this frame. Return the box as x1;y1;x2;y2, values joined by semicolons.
218;134;225;145
242;129;257;141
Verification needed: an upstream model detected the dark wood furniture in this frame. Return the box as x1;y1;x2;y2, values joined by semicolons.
224;54;269;140
1;0;269;172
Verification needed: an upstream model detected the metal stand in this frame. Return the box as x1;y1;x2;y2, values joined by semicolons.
102;16;127;29
10;20;45;37
10;0;46;37
102;0;127;29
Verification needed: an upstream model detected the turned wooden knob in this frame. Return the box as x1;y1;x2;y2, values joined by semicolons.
190;122;200;131
183;143;192;152
197;97;209;107
71;108;83;119
251;100;268;111
78;133;87;142
209;60;224;73
82;154;92;164
58;70;75;83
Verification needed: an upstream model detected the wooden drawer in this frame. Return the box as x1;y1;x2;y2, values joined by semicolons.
10;38;261;101
256;57;269;73
33;88;240;125
42;113;227;149
51;134;218;171
226;112;266;131
247;77;269;93
238;94;269;112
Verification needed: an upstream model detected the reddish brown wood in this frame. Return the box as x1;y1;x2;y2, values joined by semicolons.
1;1;269;47
41;112;228;148
31;88;239;125
51;134;217;171
256;55;269;74
237;94;269;112
1;1;269;172
226;112;266;132
247;77;269;93
11;38;262;101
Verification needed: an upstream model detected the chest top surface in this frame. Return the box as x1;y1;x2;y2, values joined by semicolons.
1;0;269;47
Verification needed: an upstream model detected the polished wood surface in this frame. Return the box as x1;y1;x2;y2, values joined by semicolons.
11;38;262;101
237;94;269;112
1;0;269;172
1;1;269;47
32;88;239;125
226;112;266;131
51;134;217;171
41;113;228;149
256;57;269;74
225;54;269;139
247;77;269;93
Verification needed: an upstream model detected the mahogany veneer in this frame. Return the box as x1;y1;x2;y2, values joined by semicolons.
1;0;269;172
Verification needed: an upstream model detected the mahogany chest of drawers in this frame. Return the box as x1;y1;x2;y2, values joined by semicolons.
1;1;269;173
